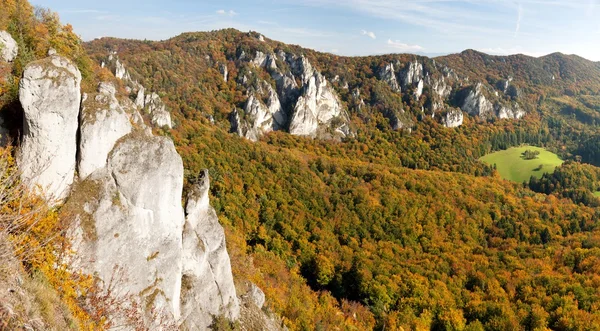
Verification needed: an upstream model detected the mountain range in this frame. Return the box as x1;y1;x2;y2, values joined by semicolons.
3;3;600;330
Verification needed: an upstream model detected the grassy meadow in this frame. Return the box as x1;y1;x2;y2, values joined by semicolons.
480;145;563;183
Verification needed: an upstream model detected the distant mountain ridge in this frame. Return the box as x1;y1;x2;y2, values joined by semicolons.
85;29;600;144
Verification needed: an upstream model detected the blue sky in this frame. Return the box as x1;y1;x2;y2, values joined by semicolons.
33;0;600;61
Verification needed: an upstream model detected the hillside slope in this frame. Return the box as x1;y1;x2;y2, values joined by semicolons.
84;30;600;329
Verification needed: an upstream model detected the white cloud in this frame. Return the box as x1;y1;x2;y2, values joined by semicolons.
515;3;523;37
478;47;547;58
330;49;340;53
361;30;376;39
387;39;424;52
216;9;238;17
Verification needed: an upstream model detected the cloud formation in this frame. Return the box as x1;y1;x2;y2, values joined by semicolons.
515;3;523;37
387;39;424;52
361;30;376;39
216;9;238;17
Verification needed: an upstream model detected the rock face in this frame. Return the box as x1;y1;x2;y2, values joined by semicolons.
497;103;525;119
443;109;464;128
287;56;347;138
72;133;186;321
461;83;494;119
234;53;350;140
219;63;229;82
0;31;18;62
243;283;266;309
180;170;240;329
230;80;286;141
78;82;134;179
18;54;81;203
143;92;173;129
401;61;424;88
104;53;173;129
379;63;401;92
289;73;345;137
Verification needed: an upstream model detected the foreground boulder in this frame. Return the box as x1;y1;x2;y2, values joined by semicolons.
71;133;186;321
180;170;240;329
18;53;81;203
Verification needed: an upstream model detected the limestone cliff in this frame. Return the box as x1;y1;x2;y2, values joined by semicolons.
71;133;187;321
78;82;135;179
13;50;245;329
18;52;81;204
103;52;173;129
180;170;240;329
233;51;351;140
461;83;495;119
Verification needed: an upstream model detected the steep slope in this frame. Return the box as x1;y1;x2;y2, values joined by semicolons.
85;30;600;143
0;4;280;328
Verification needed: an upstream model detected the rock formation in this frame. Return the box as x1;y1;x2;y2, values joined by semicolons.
78;82;135;179
18;53;81;203
143;92;173;128
180;170;240;329
443;109;464;128
401;61;424;88
497;103;525;119
103;53;173;129
289;72;346;137
12;48;243;328
230;80;287;141
72;133;186;321
234;52;350;140
287;55;348;138
243;283;266;309
379;63;401;92
0;31;18;62
461;83;495;119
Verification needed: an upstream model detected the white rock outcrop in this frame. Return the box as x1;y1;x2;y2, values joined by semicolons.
0;31;18;62
287;56;347;138
104;53;173;129
235;53;351;140
115;59;130;81
429;76;451;98
180;169;240;329
415;79;424;99
231;80;287;141
401;61;423;88
72;133;186;321
18;54;81;203
497;103;525;119
78;82;134;179
379;63;401;92
243;283;266;309
289;73;344;137
461;83;494;119
219;63;229;82
443;109;464;128
272;70;298;106
144;92;173;129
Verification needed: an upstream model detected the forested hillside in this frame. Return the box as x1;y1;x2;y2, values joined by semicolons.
83;30;600;329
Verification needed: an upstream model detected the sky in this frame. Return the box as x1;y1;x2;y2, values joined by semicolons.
32;0;600;61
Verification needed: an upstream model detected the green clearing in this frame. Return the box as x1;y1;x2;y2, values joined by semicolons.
594;191;600;197
480;145;563;183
